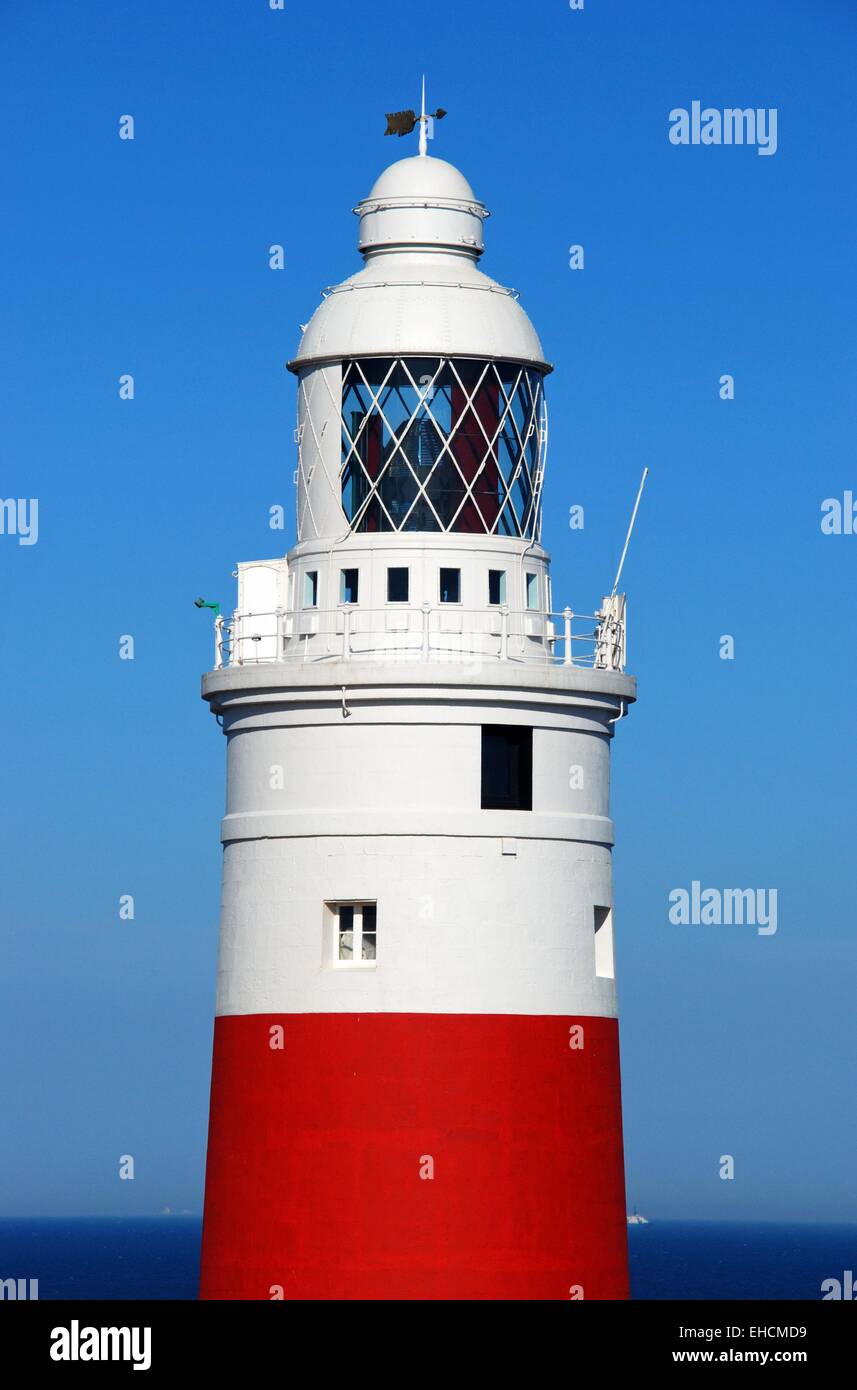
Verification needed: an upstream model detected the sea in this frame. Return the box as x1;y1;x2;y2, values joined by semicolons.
0;1219;852;1300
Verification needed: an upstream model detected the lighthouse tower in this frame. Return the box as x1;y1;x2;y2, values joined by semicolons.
199;108;636;1301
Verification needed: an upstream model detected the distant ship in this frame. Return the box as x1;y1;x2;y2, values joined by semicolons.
627;1207;649;1225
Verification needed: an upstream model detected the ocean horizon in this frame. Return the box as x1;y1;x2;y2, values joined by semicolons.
0;1218;853;1300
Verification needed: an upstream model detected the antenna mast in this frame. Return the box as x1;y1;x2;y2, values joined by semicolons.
611;467;649;597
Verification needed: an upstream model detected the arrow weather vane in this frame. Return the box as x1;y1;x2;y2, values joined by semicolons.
384;76;446;155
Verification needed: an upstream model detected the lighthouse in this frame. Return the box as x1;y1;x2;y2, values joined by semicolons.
198;101;636;1301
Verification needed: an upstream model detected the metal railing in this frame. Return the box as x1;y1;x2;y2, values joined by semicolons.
214;599;626;673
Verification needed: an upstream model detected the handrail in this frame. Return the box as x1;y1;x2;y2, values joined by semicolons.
213;602;626;673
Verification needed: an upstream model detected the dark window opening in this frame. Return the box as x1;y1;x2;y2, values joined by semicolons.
481;726;533;810
387;567;409;602
488;569;506;606
340;568;359;604
439;568;461;604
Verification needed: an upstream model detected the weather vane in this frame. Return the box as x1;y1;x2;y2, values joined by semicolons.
384;76;446;156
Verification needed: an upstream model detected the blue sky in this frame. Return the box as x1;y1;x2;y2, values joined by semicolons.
1;0;855;1222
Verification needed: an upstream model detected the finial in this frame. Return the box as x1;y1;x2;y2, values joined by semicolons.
419;76;428;156
383;81;447;149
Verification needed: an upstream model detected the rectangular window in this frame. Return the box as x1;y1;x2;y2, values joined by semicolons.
481;726;532;810
526;572;539;610
488;569;506;606
340;568;359;604
303;570;318;608
387;567;409;602
594;906;615;980
439;568;461;604
332;902;377;966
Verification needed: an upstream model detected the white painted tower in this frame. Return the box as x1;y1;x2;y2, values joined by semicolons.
199;109;636;1301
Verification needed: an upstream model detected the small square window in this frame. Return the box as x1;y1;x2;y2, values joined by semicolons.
330;902;377;967
481;726;533;811
439;568;460;604
340;568;359;604
303;571;318;608
526;572;539;610
387;567;409;603
488;570;506;606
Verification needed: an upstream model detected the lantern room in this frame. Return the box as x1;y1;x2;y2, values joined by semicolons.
287;153;552;546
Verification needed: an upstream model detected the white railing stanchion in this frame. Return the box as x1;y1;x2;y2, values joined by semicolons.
563;607;573;666
214;615;224;669
422;603;431;660
500;606;509;661
342;604;351;659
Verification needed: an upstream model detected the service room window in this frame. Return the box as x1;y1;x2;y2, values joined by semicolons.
594;906;615;980
340;568;359;604
387;567;409;602
526;571;539;610
332;902;377;966
439;567;461;603
481;726;533;810
488;569;506;606
303;570;318;608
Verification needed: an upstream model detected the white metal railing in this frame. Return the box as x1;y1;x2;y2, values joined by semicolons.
214;597;626;673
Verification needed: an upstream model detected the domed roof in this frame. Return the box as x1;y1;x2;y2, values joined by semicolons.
365;155;480;205
288;153;550;375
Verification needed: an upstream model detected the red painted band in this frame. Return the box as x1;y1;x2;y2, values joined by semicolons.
200;1013;629;1300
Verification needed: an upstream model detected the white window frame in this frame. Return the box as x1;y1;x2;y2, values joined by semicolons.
526;571;539;610
327;901;377;969
303;570;319;609
339;567;359;605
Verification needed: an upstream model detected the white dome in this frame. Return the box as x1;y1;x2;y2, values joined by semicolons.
366;155;480;204
288;153;550;374
290;269;548;370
